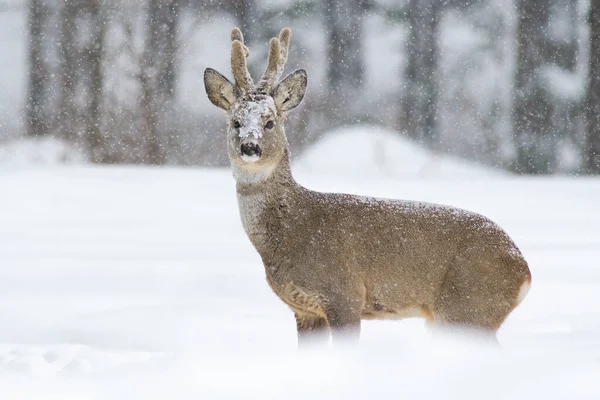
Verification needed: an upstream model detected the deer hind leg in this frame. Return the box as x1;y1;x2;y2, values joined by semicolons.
430;262;524;338
295;312;330;348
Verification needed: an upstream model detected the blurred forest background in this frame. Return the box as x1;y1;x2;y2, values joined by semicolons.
0;0;598;174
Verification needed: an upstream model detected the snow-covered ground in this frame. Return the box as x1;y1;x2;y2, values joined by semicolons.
1;168;599;398
1;134;599;397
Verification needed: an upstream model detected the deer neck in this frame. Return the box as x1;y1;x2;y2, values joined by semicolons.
233;149;300;251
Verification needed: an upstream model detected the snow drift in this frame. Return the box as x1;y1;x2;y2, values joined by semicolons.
294;125;503;179
0;164;599;399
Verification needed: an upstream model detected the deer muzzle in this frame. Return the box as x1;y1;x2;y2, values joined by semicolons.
240;139;262;162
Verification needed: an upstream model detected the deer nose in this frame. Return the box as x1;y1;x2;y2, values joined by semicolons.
240;142;262;158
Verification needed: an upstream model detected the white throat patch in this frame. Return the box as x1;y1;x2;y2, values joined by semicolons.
232;162;277;185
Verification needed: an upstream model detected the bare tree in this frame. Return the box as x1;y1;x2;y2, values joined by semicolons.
86;0;106;162
324;0;365;124
513;0;580;174
57;0;79;142
586;0;600;173
138;0;180;164
401;0;442;147
552;0;579;71
513;0;553;173
548;0;580;172
26;0;51;137
162;0;180;99
56;0;107;161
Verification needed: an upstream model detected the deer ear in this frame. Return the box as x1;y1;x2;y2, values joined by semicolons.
273;69;307;112
204;68;237;111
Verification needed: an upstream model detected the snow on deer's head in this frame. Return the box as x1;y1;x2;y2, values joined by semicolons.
204;28;307;173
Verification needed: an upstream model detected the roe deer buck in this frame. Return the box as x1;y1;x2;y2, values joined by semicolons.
204;28;531;346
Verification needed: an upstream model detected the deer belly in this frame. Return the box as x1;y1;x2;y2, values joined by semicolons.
361;287;434;321
361;303;430;320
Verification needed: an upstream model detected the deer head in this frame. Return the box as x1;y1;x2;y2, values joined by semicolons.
204;28;307;174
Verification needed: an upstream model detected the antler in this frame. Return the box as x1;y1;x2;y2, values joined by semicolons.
230;27;253;92
258;28;291;93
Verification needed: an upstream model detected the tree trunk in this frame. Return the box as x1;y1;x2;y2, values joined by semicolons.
139;71;163;165
513;0;554;174
325;0;365;124
139;0;177;165
58;0;78;141
87;0;105;162
550;0;578;71
26;0;50;137
162;0;179;99
400;0;441;148
586;0;600;173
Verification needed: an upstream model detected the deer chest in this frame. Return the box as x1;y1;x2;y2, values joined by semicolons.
266;275;326;317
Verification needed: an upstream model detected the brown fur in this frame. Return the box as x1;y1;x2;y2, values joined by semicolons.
259;29;291;92
231;40;251;91
230;27;244;46
204;28;532;346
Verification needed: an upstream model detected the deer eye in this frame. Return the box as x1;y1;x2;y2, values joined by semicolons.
265;120;274;129
233;121;241;129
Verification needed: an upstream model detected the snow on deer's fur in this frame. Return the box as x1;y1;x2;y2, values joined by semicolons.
204;28;531;346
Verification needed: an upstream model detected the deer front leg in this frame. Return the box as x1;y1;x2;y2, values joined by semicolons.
324;300;362;345
295;312;330;348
